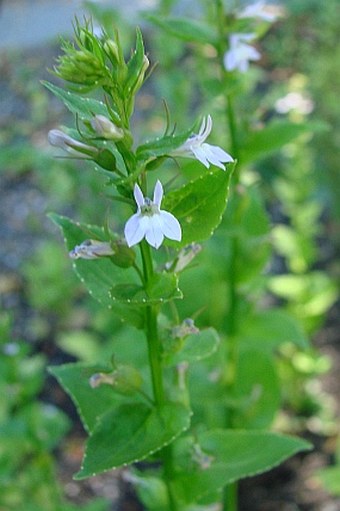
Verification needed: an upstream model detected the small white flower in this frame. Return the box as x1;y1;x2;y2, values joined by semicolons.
171;115;234;170
69;239;114;260
238;1;279;22
124;180;181;249
48;129;97;157
224;33;261;73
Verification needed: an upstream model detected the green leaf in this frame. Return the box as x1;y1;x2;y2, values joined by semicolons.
166;328;220;366
268;272;338;317
124;27;145;94
163;167;234;248
48;363;120;433
239;309;309;351
240;120;312;164
232;348;281;429
146;16;216;45
43;81;109;120
173;429;312;503
317;465;340;496
75;401;192;479
136;128;193;162
110;272;183;305
49;213;138;307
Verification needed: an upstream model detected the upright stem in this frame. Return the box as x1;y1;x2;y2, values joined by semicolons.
140;241;164;406
214;2;241;510
139;240;178;511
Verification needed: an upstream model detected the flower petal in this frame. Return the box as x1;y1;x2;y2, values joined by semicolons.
133;183;145;209
153;180;163;208
206;144;234;163
191;145;210;168
159;211;182;242
145;215;164;249
202;143;234;169
124;213;146;247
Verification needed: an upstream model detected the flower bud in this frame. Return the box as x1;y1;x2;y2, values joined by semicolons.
104;39;120;63
110;240;136;268
172;318;199;339
133;54;150;94
94;148;117;171
89;365;143;396
48;129;98;158
91;115;124;140
69;239;114;260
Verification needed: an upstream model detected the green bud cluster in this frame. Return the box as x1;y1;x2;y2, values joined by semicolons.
53;19;149;129
54;20;110;88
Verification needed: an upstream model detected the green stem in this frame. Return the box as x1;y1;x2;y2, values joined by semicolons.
140;241;164;405
139;241;178;511
223;482;238;511
214;3;241;511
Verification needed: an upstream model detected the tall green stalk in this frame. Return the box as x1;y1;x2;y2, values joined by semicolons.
140;240;178;511
214;2;242;510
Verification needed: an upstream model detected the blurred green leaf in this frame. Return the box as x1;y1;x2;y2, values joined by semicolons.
317;465;340;496
146;16;216;44
239;309;309;351
232;348;281;429
166;328;220;366
240;120;314;164
268;272;338;318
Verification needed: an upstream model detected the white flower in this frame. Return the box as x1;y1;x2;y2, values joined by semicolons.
238;1;279;22
69;239;114;259
171;115;234;170
48;129;97;157
124;180;181;249
224;33;261;73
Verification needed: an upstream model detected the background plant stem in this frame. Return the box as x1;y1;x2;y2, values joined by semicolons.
214;2;241;510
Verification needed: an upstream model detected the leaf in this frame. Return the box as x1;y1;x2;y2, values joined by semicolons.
110;272;183;305
136;128;193;162
166;328;220;366
146;16;217;45
173;429;312;503
268;272;338;316
48;363;120;433
75;401;192;479
317;465;340;496
43;81;109;120
124;27;145;94
49;213;138;307
163;168;234;248
239;309;309;351
240;120;312;164
232;348;281;429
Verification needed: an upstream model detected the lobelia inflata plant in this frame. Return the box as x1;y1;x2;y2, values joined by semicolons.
45;14;312;511
46;18;235;511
